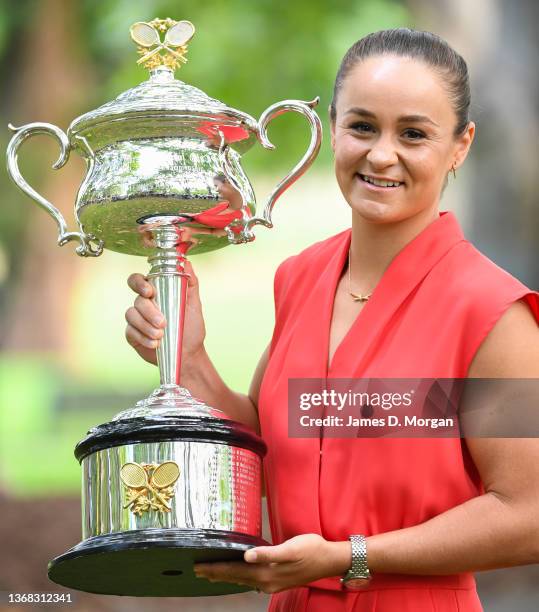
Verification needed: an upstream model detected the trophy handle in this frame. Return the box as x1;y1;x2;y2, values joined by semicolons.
6;122;104;257
244;97;322;233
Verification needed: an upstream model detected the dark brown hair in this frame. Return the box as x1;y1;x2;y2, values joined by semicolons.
330;28;471;136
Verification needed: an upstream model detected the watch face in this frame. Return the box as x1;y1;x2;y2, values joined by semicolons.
342;577;371;591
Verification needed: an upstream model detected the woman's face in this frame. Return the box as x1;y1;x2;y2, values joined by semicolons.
213;178;243;209
330;55;475;224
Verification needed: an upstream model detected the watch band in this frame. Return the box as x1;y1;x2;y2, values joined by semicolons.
340;534;371;589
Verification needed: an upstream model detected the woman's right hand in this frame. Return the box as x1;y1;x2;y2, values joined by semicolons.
125;260;206;366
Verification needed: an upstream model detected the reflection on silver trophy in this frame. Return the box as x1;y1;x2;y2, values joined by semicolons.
6;17;322;597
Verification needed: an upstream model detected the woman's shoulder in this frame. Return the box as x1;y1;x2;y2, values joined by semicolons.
444;240;539;372
468;298;539;377
436;238;536;308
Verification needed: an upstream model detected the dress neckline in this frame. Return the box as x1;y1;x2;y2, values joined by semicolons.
324;211;465;376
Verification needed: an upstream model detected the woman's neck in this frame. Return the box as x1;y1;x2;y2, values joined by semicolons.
349;207;440;293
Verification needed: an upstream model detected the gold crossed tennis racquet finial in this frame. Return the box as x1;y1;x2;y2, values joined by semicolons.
130;18;195;72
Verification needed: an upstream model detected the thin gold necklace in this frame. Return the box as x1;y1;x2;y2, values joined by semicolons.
348;248;372;302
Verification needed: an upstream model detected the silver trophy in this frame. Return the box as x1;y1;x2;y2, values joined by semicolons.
6;18;321;597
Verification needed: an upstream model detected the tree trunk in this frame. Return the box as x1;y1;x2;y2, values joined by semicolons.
407;0;539;286
4;0;95;351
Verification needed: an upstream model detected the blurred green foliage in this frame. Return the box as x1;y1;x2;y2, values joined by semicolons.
0;0;410;276
1;0;410;169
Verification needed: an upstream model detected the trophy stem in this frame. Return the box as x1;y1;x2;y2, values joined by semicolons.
111;217;220;420
147;224;189;388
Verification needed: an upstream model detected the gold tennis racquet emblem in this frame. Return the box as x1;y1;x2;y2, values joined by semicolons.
130;18;195;71
120;461;180;516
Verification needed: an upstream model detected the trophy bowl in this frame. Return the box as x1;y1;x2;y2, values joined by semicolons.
6;17;322;597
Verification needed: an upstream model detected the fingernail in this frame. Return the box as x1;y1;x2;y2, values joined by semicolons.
144;339;157;349
244;550;257;562
152;316;164;326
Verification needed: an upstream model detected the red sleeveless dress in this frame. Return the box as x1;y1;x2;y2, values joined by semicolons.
257;212;539;611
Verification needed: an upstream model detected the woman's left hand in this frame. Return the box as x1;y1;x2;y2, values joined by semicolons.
193;534;350;594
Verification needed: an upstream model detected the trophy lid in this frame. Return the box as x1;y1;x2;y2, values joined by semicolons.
68;18;258;153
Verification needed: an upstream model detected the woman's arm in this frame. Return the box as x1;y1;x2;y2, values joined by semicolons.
125;263;269;433
345;439;539;575
181;344;269;435
334;299;539;575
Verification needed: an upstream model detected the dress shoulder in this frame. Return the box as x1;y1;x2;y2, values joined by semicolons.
445;240;539;370
448;240;539;314
273;228;350;303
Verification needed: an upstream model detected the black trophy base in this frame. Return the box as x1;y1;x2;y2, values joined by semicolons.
48;528;269;597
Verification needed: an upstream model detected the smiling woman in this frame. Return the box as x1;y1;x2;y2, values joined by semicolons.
125;28;539;612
